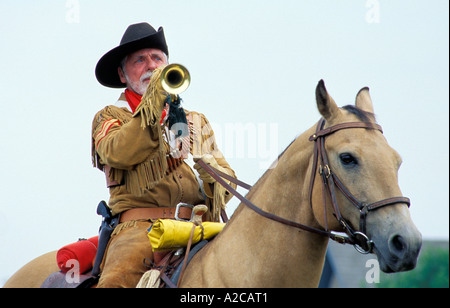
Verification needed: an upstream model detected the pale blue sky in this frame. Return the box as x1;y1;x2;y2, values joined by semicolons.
0;0;448;284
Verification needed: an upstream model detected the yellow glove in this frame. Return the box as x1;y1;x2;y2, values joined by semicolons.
193;154;226;184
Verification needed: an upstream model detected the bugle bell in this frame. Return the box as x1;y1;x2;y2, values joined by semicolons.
160;63;191;95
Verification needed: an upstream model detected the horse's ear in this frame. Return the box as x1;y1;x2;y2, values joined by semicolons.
315;80;340;121
355;87;374;113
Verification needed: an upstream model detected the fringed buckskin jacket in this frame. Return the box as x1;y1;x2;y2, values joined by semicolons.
91;92;236;221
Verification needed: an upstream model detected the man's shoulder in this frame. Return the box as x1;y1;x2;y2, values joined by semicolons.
92;103;132;128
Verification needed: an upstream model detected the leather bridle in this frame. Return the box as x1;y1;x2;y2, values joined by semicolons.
197;118;410;254
308;119;410;253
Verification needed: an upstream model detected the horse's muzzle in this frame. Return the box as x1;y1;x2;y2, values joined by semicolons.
374;231;422;273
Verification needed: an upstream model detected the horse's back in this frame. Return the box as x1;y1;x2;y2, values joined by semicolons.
3;251;59;288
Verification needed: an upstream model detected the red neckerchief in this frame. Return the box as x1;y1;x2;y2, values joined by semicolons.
124;88;168;125
124;89;142;113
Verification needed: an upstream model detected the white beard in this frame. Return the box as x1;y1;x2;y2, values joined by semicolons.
125;71;152;95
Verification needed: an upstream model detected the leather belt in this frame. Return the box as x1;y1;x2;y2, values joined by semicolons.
119;206;192;223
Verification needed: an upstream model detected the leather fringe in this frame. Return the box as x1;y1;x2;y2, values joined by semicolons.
136;269;161;288
212;182;227;222
111;220;139;237
134;66;166;129
129;66;169;195
124;152;168;196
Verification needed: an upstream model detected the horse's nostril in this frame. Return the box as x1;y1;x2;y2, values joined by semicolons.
389;234;407;255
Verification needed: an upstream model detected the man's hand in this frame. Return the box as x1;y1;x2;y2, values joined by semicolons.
193;154;224;184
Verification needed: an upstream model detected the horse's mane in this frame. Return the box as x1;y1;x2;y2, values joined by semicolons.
342;105;377;123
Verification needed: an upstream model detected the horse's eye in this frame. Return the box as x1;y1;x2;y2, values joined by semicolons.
340;153;358;166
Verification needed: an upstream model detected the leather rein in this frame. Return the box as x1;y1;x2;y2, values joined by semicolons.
197;119;410;254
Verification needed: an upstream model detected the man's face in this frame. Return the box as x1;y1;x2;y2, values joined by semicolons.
118;48;168;95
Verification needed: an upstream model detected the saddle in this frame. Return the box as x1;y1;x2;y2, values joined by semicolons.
137;239;209;288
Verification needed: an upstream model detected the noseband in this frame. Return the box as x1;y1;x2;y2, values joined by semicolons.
308;119;410;253
197;119;410;254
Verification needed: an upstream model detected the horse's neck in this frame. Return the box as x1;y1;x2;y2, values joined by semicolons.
234;132;328;286
182;128;329;287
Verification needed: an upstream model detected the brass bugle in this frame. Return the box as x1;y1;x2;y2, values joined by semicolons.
160;63;191;95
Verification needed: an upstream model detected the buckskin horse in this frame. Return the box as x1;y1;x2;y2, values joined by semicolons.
4;80;421;288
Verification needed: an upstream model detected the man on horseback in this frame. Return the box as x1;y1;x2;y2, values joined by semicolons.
92;22;236;288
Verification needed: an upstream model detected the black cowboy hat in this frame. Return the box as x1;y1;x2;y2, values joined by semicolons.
95;22;169;88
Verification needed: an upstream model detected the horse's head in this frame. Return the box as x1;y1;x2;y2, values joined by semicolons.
310;80;422;273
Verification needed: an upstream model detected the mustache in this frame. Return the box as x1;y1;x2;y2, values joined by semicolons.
140;71;153;83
